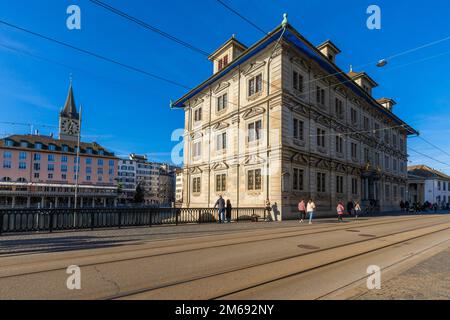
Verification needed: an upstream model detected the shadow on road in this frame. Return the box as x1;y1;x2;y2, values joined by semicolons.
0;236;142;256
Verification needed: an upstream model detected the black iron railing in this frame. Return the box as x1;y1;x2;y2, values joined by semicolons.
0;207;268;234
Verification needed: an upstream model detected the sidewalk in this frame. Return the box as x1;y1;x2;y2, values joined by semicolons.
2;211;449;256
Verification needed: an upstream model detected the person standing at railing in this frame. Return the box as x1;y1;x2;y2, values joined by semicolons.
226;200;232;223
214;195;226;223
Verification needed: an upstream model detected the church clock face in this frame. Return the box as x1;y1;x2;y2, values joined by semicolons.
62;119;79;135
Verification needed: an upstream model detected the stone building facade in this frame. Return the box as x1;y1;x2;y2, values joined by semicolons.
172;22;417;219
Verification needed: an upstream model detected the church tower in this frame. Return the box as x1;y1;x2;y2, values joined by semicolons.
59;82;80;142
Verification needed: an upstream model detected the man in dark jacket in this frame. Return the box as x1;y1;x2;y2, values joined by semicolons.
214;195;226;223
347;201;354;216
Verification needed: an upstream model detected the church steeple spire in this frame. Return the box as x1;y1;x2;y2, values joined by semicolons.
61;79;79;119
59;78;80;142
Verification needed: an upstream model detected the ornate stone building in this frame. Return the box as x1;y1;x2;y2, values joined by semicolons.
172;20;417;219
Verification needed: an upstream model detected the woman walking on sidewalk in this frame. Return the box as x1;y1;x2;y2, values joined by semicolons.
226;199;232;223
298;199;306;223
354;201;362;219
337;202;345;222
307;199;316;225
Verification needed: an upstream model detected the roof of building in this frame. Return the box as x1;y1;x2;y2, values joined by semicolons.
171;23;417;135
347;70;378;88
0;134;116;157
208;35;248;60
408;165;450;180
60;84;79;119
377;98;397;106
316;39;341;54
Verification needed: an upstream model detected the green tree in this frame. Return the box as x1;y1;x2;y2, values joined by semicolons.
134;183;145;204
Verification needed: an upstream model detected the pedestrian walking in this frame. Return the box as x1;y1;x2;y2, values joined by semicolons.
405;201;410;212
226;199;232;223
354;201;362;219
265;200;272;221
347;201;354;216
400;200;405;212
298;199;306;223
214;195;226;223
307;199;316;225
337;202;345;222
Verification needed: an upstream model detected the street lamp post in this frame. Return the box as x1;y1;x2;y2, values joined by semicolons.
73;105;82;228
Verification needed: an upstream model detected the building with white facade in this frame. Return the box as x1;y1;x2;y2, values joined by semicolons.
117;158;136;203
408;165;450;206
172;19;417;219
175;168;183;204
117;154;177;206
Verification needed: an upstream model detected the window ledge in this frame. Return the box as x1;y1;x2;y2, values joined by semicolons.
293;139;305;147
248;92;263;101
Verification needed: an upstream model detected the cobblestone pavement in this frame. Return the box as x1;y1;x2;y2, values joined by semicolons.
356;247;450;300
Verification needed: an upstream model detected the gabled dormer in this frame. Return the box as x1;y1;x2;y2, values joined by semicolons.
317;40;341;64
377;98;397;112
347;68;378;96
208;35;247;74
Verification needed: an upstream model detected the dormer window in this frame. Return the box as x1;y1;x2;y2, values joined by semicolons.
86;148;93;154
62;145;69;152
317;40;341;64
218;55;229;71
4;139;13;147
99;150;105;156
35;143;42;150
48;144;56;151
209;36;247;74
20;141;28;148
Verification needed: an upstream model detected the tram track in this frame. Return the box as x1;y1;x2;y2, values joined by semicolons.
105;219;450;300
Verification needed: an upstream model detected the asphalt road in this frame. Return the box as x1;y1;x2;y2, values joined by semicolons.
1;214;449;300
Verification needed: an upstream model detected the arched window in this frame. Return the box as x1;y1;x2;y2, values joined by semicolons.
2;177;12;182
17;178;27;183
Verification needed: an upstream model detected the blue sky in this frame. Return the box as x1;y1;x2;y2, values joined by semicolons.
1;0;450;171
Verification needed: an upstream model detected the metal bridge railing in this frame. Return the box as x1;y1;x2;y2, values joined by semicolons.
0;207;268;235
